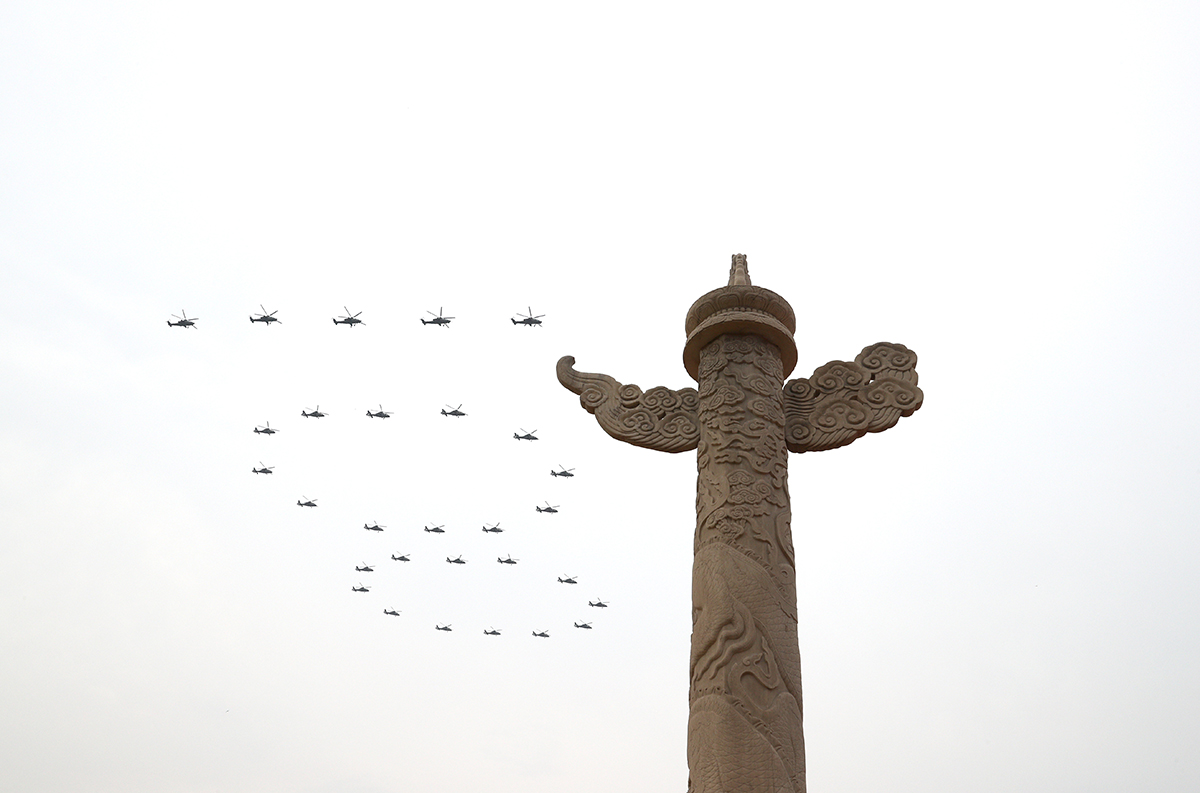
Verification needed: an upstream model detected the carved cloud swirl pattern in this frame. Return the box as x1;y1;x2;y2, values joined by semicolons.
783;342;924;454
556;356;700;454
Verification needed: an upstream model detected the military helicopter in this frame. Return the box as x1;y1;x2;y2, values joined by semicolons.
536;502;560;514
421;308;454;327
574;622;593;630
532;630;550;638
446;556;467;565
351;584;370;592
551;466;575;478
384;608;401;616
391;553;411;562
297;497;318;508
332;307;364;327
366;405;392;419
253;422;278;435
588;599;609;608
435;624;452;632
497;556;519;565
301;406;328;418
558;575;578;585
483;628;501;636
252;462;274;475
423;524;445;533
355;563;375;573
166;310;198;328
441;404;466;417
512;307;544;327
364;521;385;532
513;429;539;441
249;305;281;325
482;523;503;533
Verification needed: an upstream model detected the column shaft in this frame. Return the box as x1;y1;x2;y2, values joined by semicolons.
688;333;805;793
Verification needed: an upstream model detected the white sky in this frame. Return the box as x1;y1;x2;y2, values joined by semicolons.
3;2;1199;792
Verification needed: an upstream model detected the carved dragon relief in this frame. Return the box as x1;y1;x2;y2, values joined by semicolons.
689;333;805;793
556;356;700;454
782;342;924;454
558;254;923;793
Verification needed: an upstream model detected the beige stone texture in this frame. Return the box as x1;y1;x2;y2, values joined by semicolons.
557;254;923;793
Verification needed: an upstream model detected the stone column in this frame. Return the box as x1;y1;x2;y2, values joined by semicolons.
683;258;804;793
557;253;922;793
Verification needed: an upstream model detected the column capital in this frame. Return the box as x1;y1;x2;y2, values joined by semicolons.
683;254;798;380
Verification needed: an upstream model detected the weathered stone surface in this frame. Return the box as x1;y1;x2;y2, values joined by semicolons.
690;333;804;793
556;356;699;454
558;254;923;793
782;342;923;454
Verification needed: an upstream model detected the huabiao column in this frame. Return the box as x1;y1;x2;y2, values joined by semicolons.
557;254;923;793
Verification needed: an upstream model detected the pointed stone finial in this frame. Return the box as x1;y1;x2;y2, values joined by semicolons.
683;254;797;381
728;253;751;286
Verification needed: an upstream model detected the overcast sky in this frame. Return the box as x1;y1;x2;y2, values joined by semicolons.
3;2;1200;792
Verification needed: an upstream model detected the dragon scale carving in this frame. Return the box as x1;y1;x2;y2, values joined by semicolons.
557;255;923;793
690;334;804;793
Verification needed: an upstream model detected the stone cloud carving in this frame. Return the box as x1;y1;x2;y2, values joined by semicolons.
556;356;700;454
558;254;923;793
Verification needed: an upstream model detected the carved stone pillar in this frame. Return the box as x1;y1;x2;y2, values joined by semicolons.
557;254;922;793
688;333;804;792
683;262;804;793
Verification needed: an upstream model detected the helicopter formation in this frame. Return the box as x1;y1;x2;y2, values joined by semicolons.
328;518;601;633
170;305;546;329
270;454;602;633
263;431;602;634
226;299;617;638
323;512;606;636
